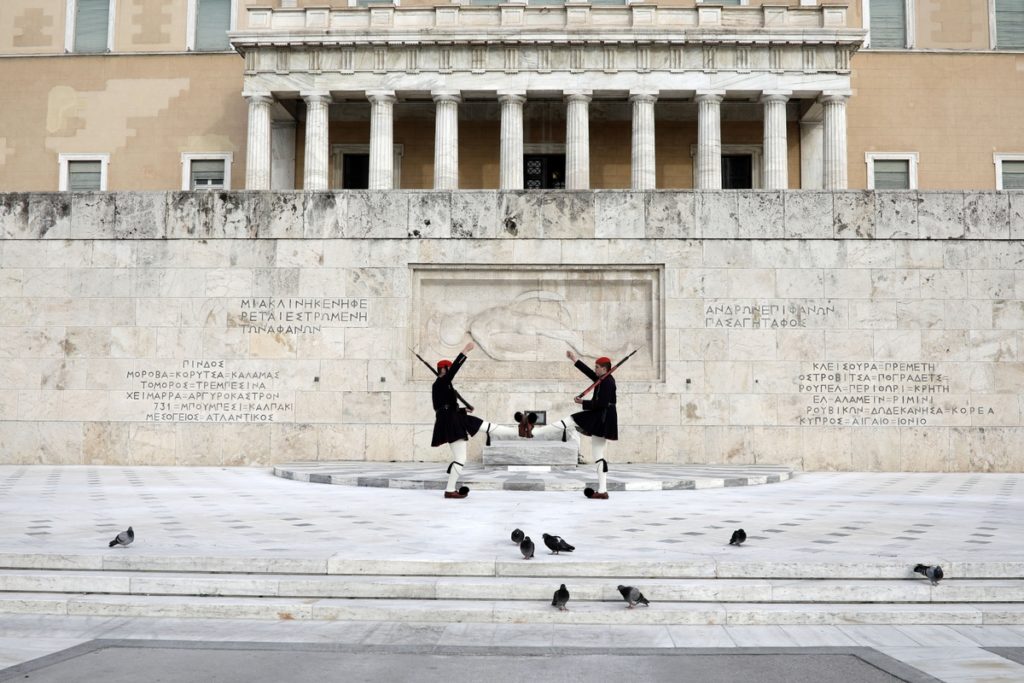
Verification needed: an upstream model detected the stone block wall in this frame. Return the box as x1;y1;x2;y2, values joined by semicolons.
1;190;1023;471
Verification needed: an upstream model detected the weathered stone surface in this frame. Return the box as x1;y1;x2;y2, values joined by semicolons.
496;192;542;239
964;191;1010;239
407;191;451;238
874;191;919;238
784;191;833;238
303;192;346;237
833;191;874;238
1008;192;1024;240
0;193;29;238
165;192;199;237
917;191;964;239
595;191;644;238
645;192;696;238
736;191;784;238
113;192;166;238
252;192;304;238
538;192;593;238
70;192;115;238
346;191;409;238
695;191;738;238
450;192;499;238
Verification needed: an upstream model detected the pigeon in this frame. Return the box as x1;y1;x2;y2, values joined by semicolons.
520;536;535;560
914;564;944;585
542;533;575;555
617;585;650;608
511;528;525;544
108;526;134;548
729;529;746;546
552;584;570;611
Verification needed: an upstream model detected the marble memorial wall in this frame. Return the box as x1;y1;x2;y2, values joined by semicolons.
0;190;1023;471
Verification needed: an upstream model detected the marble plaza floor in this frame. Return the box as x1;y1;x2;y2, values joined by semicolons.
1;466;1024;681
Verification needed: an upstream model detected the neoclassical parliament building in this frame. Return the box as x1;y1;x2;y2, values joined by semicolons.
0;1;1022;194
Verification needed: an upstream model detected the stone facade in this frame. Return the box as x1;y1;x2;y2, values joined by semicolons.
1;190;1023;471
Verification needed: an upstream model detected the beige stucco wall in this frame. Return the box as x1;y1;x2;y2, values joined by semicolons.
0;54;247;191
848;51;1024;190
2;1;1024;191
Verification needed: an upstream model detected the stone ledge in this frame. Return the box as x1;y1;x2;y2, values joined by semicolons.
2;191;1020;242
274;462;793;491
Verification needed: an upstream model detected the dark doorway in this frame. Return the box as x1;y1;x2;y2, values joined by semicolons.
342;153;370;189
721;154;754;189
524;154;566;189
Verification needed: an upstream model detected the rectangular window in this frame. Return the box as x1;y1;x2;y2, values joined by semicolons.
195;0;232;51
59;154;109;191
68;160;103;191
868;0;907;48
74;0;111;53
190;160;226;190
995;155;1024;189
181;154;232;190
996;0;1024;49
873;160;910;189
1003;161;1024;189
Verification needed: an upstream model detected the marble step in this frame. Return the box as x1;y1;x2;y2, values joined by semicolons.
2;571;1024;604
481;441;580;466
1;553;1023;579
1;593;1024;625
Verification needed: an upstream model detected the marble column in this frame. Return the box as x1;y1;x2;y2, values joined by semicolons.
498;91;526;190
244;92;273;190
301;91;331;191
800;120;824;190
271;121;296;190
367;90;397;190
432;91;460;190
630;91;657;190
761;92;790;190
565;91;592;190
695;91;725;190
821;93;849;190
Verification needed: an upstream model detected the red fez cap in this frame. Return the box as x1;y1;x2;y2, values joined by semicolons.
437;359;452;370
595;356;612;366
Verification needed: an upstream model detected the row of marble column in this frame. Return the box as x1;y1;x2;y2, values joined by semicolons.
244;89;849;191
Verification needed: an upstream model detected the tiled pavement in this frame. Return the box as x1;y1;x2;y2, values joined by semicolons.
1;466;1024;681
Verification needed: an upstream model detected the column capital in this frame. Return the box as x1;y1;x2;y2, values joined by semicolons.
695;90;725;103
629;91;659;103
497;91;527;105
431;90;462;104
819;91;851;105
300;91;332;104
243;91;274;105
564;90;593;103
367;90;397;104
760;91;792;104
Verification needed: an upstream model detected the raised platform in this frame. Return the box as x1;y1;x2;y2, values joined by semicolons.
272;463;794;491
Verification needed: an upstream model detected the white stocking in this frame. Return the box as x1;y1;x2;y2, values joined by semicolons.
593;436;608;493
445;440;467;492
533;416;578;440
480;420;517;440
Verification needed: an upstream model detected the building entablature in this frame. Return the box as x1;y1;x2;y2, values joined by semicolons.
240;3;858;39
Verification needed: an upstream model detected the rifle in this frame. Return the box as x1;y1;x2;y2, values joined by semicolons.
411;348;474;411
575;349;639;400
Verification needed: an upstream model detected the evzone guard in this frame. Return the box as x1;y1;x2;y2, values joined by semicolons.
540;350;624;499
429;342;515;499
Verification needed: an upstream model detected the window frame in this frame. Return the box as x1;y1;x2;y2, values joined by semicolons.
181;153;233;191
990;0;1024;50
59;153;110;191
865;152;918;190
688;143;764;189
330;144;404;189
186;0;238;52
64;0;117;53
994;153;1024;190
862;0;915;49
